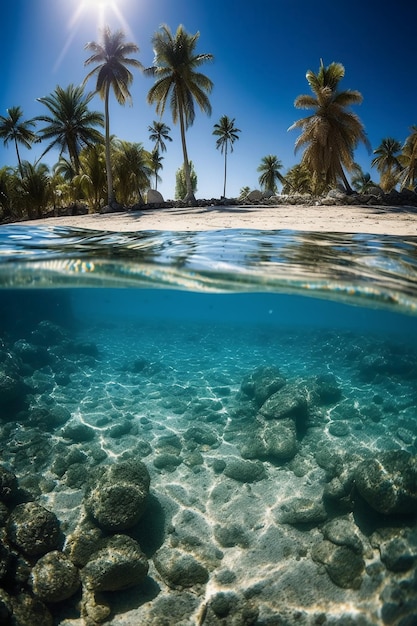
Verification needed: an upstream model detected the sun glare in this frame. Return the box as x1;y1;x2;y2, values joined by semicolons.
54;0;133;72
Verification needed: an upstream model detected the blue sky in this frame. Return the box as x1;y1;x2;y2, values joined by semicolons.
1;0;416;200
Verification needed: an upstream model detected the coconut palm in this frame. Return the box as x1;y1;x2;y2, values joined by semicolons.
19;161;51;219
289;60;370;193
371;137;402;192
84;27;143;206
36;84;104;175
0;106;38;177
0;166;19;219
351;167;376;193
112;140;152;205
398;126;417;191
149;149;163;191
213;115;241;198
281;163;313;195
148;120;172;154
146;24;213;204
257;155;286;194
73;144;107;212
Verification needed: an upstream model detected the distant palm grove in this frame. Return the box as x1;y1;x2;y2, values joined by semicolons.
0;26;416;221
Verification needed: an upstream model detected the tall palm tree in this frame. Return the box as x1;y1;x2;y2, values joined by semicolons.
398;126;417;191
19;161;51;219
148;120;172;154
146;24;213;205
84;27;143;206
351;167;375;193
289;60;370;193
73;144;107;212
36;84;104;175
371;137;402;192
213;115;241;198
0;106;38;177
257;155;286;194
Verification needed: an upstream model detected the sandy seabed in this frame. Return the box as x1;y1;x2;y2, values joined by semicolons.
14;203;417;236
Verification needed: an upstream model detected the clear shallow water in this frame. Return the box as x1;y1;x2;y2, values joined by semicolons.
0;225;417;625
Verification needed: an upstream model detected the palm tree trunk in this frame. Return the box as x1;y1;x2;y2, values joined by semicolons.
178;103;196;205
223;145;227;198
104;86;114;205
14;140;23;178
339;166;353;194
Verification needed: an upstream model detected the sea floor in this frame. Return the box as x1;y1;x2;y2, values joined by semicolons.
1;292;417;625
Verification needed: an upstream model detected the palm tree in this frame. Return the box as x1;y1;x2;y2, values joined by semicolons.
150;148;163;191
0;106;38;177
281;163;313;195
148;121;171;190
371;137;402;192
113;140;152;205
148;120;172;154
36;84;104;175
213;115;241;198
146;24;213;205
84;27;143;206
73;144;107;212
289;60;370;193
351;167;375;193
398;126;417;191
257;155;286;194
19;161;51;219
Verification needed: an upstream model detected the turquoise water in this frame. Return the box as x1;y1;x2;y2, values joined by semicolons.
0;226;417;625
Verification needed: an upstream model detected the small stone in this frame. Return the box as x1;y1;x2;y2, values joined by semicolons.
279;497;327;525
7;502;60;556
30;551;80;602
153;546;209;589
224;459;266;483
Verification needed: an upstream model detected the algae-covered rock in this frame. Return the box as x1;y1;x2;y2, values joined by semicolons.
10;592;53;626
84;460;150;532
224;459;266;483
204;591;259;625
30;551;80;602
240;418;297;462
7;502;60;556
81;535;148;592
240;365;286;407
153;546;209;589
312;540;364;589
354;451;417;515
279;497;327;525
258;383;308;423
0;465;18;502
313;373;342;404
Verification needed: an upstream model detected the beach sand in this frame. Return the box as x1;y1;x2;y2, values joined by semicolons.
13;202;417;235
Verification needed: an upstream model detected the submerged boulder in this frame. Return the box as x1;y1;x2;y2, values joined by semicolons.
240;365;286;408
354;451;417;515
7;502;61;556
240;418;297;462
258;383;308;423
84;460;150;531
81;535;148;592
153;546;209;589
30;551;80;602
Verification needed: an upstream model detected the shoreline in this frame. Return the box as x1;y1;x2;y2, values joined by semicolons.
8;203;417;236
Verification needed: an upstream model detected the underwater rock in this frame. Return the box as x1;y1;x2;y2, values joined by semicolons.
30;550;80;602
328;421;350;437
240;365;286;407
81;535;148;592
311;540;364;589
0;369;29;416
153;546;209;589
240;418;297;462
10;592;53;626
85;460;150;531
372;528;417;573
214;523;250;548
322;517;365;555
7;502;61;556
183;425;219;448
313;373;342;404
153;453;183;471
223;459;267;483
81;589;111;624
0;589;12;623
0;541;12;582
13;339;51;369
30;320;68;345
354;450;417;515
258;383;308;423
61;421;96;443
0;465;18;502
202;591;259;625
278;497;327;525
65;520;104;568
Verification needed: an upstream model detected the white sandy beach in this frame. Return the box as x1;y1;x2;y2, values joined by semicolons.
13;203;417;236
